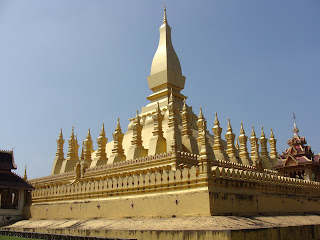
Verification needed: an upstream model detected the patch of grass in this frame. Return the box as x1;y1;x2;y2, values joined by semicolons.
0;235;40;240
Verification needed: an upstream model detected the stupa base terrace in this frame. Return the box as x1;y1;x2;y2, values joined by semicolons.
3;215;320;240
25;153;320;220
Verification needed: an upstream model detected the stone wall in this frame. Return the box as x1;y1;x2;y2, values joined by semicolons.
25;160;320;219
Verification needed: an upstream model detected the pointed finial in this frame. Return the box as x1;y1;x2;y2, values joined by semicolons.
71;126;75;139
100;123;106;137
163;0;167;24
293;112;299;136
59;128;63;139
270;128;275;138
227;117;232;131
240;122;245;134
116;117;121;131
261;125;265;138
86;128;92;140
251;125;256;137
214;112;219;125
199;106;203;119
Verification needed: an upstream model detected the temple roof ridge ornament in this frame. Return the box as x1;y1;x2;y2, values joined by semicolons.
23;165;27;180
293;112;299;137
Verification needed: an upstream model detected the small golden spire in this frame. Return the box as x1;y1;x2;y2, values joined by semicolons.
197;106;207;153
260;125;269;159
110;117;126;162
199;121;209;158
269;128;278;161
163;0;167;24
128;109;146;158
225;117;237;161
95;122;108;165
212;112;223;152
152;101;164;138
181;98;192;138
53;128;65;174
83;128;93;163
238;122;250;165
250;125;259;164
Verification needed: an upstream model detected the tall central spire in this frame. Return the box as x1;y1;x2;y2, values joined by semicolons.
146;5;186;106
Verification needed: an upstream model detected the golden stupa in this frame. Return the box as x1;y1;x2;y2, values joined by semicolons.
13;6;320;240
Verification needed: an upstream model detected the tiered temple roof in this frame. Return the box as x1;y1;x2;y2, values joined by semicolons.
273;115;320;181
0;150;33;190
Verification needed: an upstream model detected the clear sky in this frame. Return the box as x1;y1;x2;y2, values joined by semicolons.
0;1;319;179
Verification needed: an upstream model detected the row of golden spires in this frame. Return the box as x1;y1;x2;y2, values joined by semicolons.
53;94;277;174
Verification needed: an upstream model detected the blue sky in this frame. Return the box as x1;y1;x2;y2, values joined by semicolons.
0;1;319;179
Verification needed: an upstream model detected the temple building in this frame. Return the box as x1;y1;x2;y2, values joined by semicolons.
0;150;33;225
273;116;320;181
15;6;320;240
